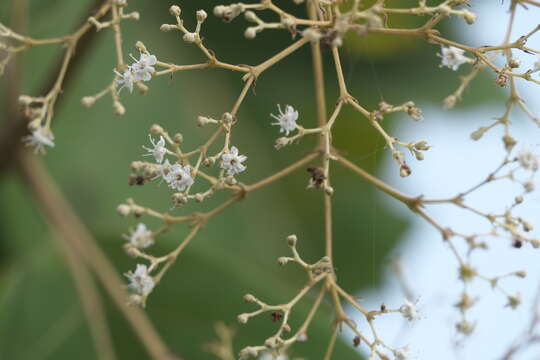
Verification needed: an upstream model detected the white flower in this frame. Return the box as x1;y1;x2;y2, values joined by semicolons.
271;104;299;136
22;126;55;154
115;68;136;93
440;46;469;71
124;223;154;249
399;298;420;321
131;52;157;82
394;345;410;360
143;135;167;163
221;146;247;176
161;160;194;191
518;148;538;171
125;264;155;296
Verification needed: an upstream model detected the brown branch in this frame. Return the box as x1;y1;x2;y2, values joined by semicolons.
17;152;177;360
0;0;109;174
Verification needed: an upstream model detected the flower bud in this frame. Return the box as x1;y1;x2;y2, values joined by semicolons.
196;10;208;22
135;41;147;53
183;32;198;43
113;101;125;116
237;313;250;324
470;126;488;140
508;58;521;68
502;134;517;151
81;96;96;108
169;5;181;17
278;257;289;266
150;124;163;134
496;74;508;87
324;185;334;196
160;24;175;32
287;234;297;247
244;27;257;39
414;140;430;151
399;164;412;178
462;10;477;24
197;116;210;127
117;204;131;216
213;5;226;17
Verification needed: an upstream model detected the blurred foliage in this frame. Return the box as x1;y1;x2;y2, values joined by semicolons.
0;0;500;359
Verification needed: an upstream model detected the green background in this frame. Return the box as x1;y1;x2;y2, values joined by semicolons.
0;1;499;359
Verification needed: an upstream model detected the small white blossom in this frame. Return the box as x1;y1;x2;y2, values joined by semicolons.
518;148;538;171
115;68;136;93
22;126;55;154
440;46;469;71
221;146;247;176
271;104;299;136
123;223;154;249
394;345;410;360
399;298;420;321
143;135;167;163
161;160;194;191
125;264;155;296
131;52;157;82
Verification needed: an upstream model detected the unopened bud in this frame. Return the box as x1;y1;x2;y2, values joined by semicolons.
161;24;175;32
150;124;163;134
244;27;257;39
213;5;225;17
117;204;131;216
183;32;198;43
278;257;289;266
196;10;208;22
81;96;96;108
503;135;517;151
287;234;297;247
470;127;488;140
508;58;521;69
462;10;477;24
173;133;183;143
237;313;249;324
113;101;125;115
400;164;412;177
496;74;508;87
414;140;430;151
169;5;181;17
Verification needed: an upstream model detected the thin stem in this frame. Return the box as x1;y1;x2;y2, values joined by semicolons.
17;154;174;360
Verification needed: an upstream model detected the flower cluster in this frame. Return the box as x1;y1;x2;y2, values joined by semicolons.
115;51;157;93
